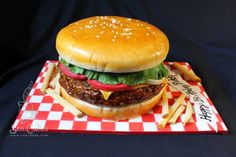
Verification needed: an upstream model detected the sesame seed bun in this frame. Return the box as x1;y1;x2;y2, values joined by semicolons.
56;16;169;73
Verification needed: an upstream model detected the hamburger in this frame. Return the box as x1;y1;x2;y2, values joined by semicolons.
56;16;169;120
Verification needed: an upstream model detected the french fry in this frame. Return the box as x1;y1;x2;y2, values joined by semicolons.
46;88;83;118
172;62;201;82
183;101;193;125
49;72;60;88
168;105;186;124
188;117;194;122
157;94;185;129
55;78;61;95
41;63;55;93
161;88;169;118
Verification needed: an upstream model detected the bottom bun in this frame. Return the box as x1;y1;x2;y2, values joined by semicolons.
60;84;166;120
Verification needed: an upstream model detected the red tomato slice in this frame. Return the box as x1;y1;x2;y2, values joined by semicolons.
87;80;132;92
59;63;87;80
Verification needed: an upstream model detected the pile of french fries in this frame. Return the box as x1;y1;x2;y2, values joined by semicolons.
157;91;193;129
157;62;201;129
40;62;83;118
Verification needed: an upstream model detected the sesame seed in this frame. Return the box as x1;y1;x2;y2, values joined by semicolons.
112;39;116;42
121;32;132;36
146;33;150;36
85;25;91;28
123;28;132;31
111;19;117;24
152;32;156;35
114;35;117;39
75;22;78;25
72;30;77;32
96;35;100;38
126;36;131;39
127;18;131;21
146;27;151;29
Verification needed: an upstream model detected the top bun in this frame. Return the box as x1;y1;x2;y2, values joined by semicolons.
56;16;169;73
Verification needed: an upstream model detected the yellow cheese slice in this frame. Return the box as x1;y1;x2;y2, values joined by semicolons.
99;90;113;100
99;84;149;100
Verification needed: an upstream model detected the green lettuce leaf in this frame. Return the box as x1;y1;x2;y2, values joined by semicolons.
60;59;168;86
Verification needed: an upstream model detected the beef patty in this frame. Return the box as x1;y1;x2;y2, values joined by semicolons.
59;72;164;107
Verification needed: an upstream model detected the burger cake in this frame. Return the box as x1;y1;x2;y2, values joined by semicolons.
56;16;169;120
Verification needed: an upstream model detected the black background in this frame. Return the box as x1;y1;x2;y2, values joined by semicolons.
0;0;236;157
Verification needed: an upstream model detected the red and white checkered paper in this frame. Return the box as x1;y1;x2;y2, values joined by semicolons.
12;61;228;134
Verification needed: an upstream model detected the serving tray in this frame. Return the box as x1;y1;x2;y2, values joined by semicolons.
11;61;228;134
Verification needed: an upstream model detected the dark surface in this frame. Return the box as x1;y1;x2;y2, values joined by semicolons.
0;0;236;157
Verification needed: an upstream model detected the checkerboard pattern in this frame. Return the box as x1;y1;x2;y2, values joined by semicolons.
11;61;228;134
